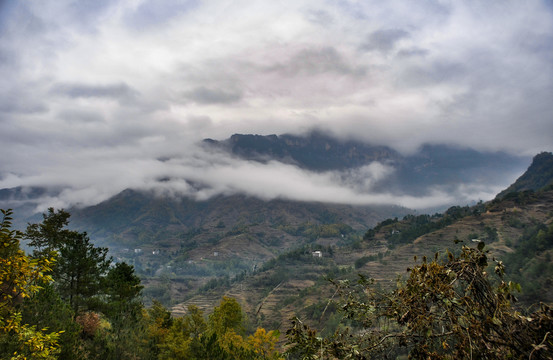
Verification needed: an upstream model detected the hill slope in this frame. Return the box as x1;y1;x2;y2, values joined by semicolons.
64;189;408;304
172;182;553;335
496;151;553;198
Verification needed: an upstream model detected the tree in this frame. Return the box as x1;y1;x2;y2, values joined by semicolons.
158;316;193;360
209;296;246;337
0;209;61;359
21;284;83;360
25;208;70;258
248;328;281;360
101;262;145;359
285;243;553;359
25;209;111;314
145;300;174;358
182;304;207;339
56;231;110;314
103;262;143;320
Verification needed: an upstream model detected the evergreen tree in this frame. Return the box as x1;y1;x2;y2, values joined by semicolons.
103;262;143;319
25;207;71;258
56;231;110;314
102;262;145;359
25;209;111;314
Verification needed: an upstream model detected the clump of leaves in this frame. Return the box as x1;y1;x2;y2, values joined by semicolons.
286;243;553;359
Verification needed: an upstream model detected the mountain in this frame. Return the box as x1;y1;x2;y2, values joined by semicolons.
204;132;531;195
496;151;553;199
204;132;400;171
69;189;407;245
171;164;553;334
61;189;408;303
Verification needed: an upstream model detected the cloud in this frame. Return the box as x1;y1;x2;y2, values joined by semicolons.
124;0;200;30
0;92;48;114
397;47;429;58
361;29;409;53
0;139;518;214
267;47;367;77
51;82;140;107
52;82;137;99
184;86;243;104
0;0;552;212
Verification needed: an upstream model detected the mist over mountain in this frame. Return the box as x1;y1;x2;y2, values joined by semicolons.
2;132;531;225
204;132;531;197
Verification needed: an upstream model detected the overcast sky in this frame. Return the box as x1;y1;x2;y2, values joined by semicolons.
1;0;552;211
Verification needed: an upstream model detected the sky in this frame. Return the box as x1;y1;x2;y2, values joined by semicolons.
0;0;552;211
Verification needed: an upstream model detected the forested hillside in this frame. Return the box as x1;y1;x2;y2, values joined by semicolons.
65;191;407;304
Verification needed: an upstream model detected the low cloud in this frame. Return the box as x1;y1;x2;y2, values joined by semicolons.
0;141;516;213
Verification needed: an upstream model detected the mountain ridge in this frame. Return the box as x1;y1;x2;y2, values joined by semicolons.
496;151;553;199
204;132;531;195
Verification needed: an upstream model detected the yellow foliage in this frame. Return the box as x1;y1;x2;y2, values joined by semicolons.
0;209;61;359
219;328;247;354
248;327;282;360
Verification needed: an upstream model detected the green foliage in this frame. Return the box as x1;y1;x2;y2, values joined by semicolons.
504;221;553;303
226;224;250;236
146;298;282;360
14;209;150;359
489;190;539;211
280;222;353;240
366;206;481;247
101;262;145;359
25;207;71;257
21;284;83;360
209;296;246;336
199;275;231;293
354;255;376;269
25;209;111;314
0;209;281;359
285;244;553;359
56;231;111;314
363;228;375;241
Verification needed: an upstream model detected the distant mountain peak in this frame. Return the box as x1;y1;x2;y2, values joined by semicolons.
204;132;401;171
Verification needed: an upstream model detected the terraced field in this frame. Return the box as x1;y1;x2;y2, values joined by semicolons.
168;190;553;336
